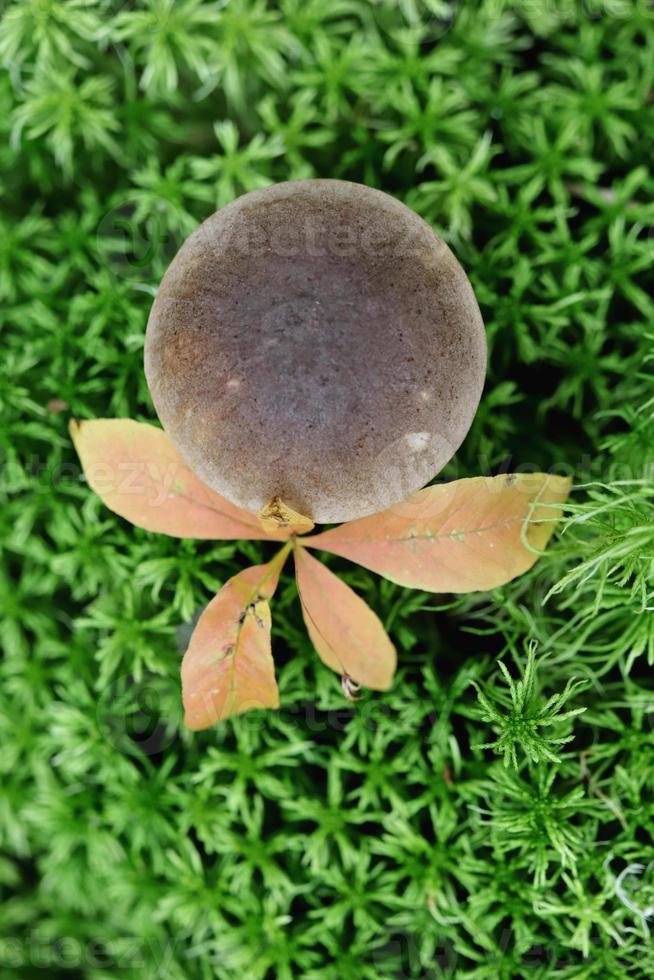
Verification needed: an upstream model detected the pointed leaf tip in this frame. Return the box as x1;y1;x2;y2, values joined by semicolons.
294;545;396;691
182;549;289;729
306;473;571;593
70;418;288;541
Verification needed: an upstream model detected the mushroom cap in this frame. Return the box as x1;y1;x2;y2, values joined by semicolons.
144;179;486;524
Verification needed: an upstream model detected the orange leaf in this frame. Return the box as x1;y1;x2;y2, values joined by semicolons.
294;546;396;690
181;546;290;729
306;473;571;593
70;419;287;540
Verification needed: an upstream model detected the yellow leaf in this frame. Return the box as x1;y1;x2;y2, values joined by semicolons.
181;547;290;729
294;546;396;690
70;419;288;540
306;473;571;593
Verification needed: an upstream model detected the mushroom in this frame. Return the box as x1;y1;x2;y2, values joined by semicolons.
144;179;486;524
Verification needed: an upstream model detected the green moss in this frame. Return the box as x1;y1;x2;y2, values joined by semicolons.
1;1;653;976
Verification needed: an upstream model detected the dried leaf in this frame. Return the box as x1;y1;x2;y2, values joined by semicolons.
258;496;315;536
181;547;290;729
306;473;571;593
294;545;396;690
70;419;287;540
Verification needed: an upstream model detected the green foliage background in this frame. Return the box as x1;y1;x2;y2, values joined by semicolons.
1;0;654;976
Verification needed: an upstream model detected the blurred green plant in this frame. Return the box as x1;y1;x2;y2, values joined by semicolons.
1;0;653;976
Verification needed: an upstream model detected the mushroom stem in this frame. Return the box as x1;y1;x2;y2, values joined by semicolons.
258;497;315;536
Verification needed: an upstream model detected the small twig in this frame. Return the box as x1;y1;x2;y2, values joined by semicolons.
341;672;361;702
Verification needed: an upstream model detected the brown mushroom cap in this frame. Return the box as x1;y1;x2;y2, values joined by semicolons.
144;179;486;524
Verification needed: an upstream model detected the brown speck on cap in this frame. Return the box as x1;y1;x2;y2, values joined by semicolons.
144;179;487;523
